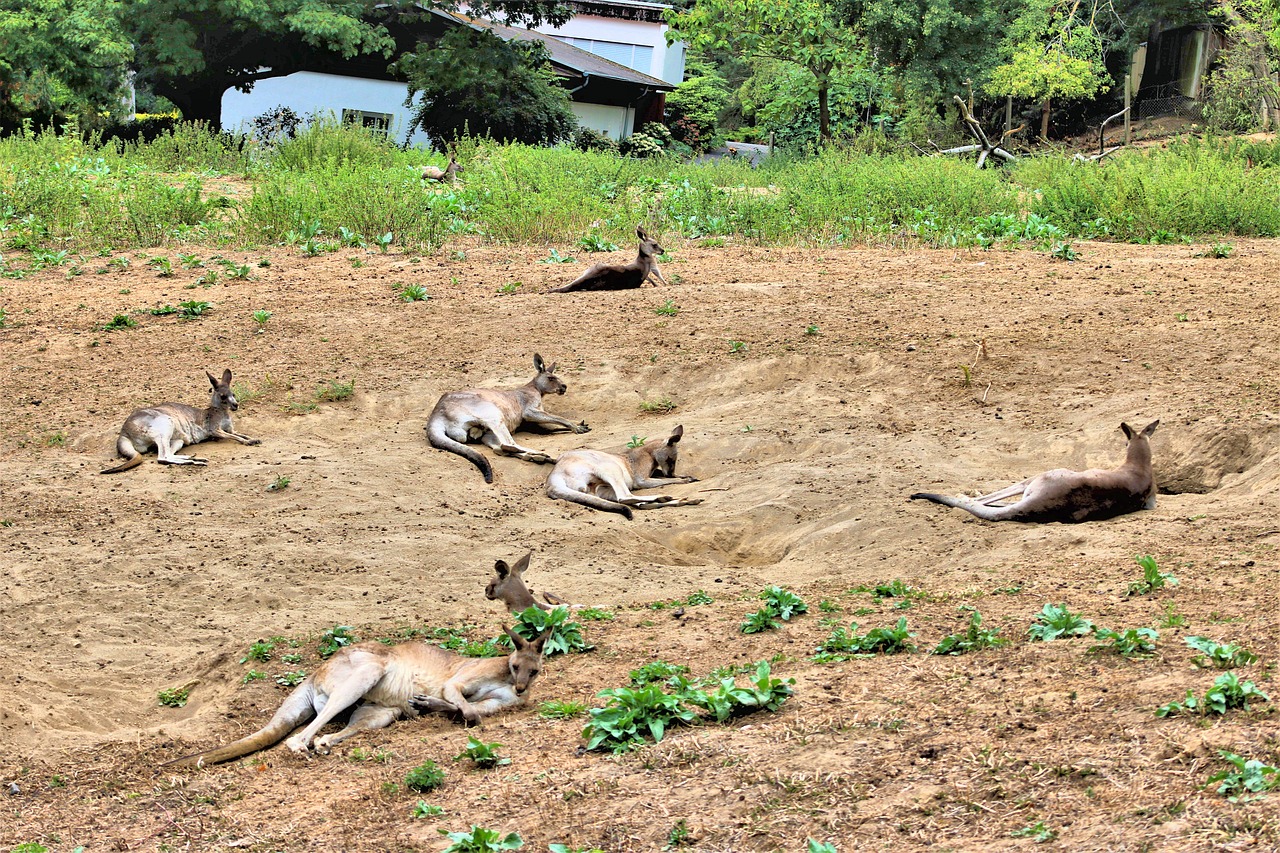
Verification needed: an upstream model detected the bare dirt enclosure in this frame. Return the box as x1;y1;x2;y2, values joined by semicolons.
1;237;1279;852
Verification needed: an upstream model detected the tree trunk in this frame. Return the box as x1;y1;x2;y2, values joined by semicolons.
1217;0;1280;129
159;81;227;131
818;84;831;142
1040;97;1051;139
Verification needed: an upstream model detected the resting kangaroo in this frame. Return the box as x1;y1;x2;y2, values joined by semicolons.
486;552;567;612
101;369;259;473
426;354;590;483
421;157;459;183
165;625;552;767
910;421;1160;523
548;226;666;293
546;425;703;520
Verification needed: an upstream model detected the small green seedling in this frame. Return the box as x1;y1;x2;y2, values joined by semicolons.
497;281;521;294
400;283;430;302
1207;750;1280;801
539;248;576;264
177;300;211;319
1157;671;1270;717
1186;636;1258;669
1050;242;1077;262
252;309;272;329
932;611;1008;655
740;608;781;634
149;256;174;276
806;842;838;853
1010;821;1057;842
1090;626;1159;658
654;299;680;316
373;231;394;252
455;735;510;768
728;340;747;354
338;226;366;248
804;324;820;336
666;819;693;848
405;760;446;792
241;640;274;663
158;684;193;707
629;660;691;686
317;379;355;402
275;670;307;686
1195;243;1234;259
241;670;267;684
760;586;808;620
538;700;588;719
626;435;646;448
576;232;618;253
101;314;137;331
639;397;677;414
813;617;915;661
1127;554;1178;596
412;801;445;818
1027;603;1094;641
266;475;291;492
318;625;358;658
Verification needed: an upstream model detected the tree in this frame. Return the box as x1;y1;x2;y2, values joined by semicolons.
399;26;577;146
666;0;862;141
985;0;1111;138
126;0;571;130
0;0;132;128
1207;0;1280;130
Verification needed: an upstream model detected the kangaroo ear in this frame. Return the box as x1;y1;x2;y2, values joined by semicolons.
503;624;526;649
221;369;232;385
637;226;648;240
512;551;532;575
533;353;546;373
1142;420;1159;437
207;371;219;388
494;560;511;579
1120;422;1135;440
668;425;684;445
547;362;558;375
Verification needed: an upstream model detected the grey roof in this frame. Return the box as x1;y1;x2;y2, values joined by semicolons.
429;8;674;91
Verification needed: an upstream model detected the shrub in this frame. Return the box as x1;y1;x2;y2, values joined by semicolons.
405;760;446;792
619;132;665;159
571;127;618;153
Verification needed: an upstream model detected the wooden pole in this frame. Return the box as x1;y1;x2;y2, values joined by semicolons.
1124;73;1132;145
1005;96;1013;138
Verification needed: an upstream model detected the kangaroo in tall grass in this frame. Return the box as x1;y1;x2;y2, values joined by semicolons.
546;425;703;520
910;421;1160;523
426;354;590;483
421;157;459;184
548;226;667;293
101;369;260;473
165;624;553;767
485;552;568;612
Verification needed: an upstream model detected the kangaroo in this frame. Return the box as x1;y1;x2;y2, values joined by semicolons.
548;226;667;293
165;624;552;768
101;369;260;473
421;157;459;184
910;420;1160;523
485;552;568;613
546;425;703;520
426;354;590;483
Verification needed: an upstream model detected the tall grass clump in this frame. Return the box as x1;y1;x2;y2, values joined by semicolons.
261;115;413;172
120;121;252;174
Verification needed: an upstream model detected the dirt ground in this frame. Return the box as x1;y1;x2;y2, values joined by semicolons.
1;235;1278;852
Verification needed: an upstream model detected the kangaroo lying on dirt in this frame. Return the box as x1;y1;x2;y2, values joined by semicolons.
421;157;459;183
548;226;667;293
426;354;590;483
546;425;703;520
165;625;552;767
101;369;260;473
910;421;1160;523
485;552;568;612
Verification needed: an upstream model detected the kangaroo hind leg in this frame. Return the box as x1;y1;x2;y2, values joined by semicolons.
313;703;402;752
973;479;1031;506
284;658;386;755
483;423;554;465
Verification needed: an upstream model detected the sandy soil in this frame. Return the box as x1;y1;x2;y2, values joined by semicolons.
1;236;1278;852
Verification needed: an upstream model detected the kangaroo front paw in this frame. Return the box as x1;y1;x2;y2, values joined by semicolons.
285;735;310;755
573;421;591;434
411;694;456;714
247;439;262;446
681;476;699;483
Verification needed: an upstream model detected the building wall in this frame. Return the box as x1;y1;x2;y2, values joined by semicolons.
533;14;685;86
221;72;433;147
570;102;631;139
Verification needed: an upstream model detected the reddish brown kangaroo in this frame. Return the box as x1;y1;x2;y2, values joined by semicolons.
485;552;567;612
910;421;1159;523
548;226;666;293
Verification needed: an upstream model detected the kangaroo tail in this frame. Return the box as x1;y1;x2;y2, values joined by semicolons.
541;590;570;606
163;683;314;768
547;482;633;520
100;442;144;474
910;492;1018;522
426;419;493;483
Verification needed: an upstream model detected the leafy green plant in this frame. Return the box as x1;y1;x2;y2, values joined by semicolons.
813;617;916;662
241;640;274;663
626;435;646;448
266;475;291;492
455;734;510;768
177;299;211;318
241;669;266;684
338;226;366;248
728;340;747;354
372;231;394;252
252;309;272;329
576;607;615;621
318;625;358;658
507;606;591;657
576;232;618;252
1027;603;1094;641
101;313;137;331
1186;636;1258;669
438;827;523;853
275;670;307;686
666;819;693;848
639;397;677;413
740;608;781;634
1090;626;1159;658
760;586;808;620
149;255;174;276
405;759;446;792
158;684;192;707
1157;672;1270;717
497;281;521;294
1207;750;1280;801
317;379;355;402
654;299;680;316
413;801;445;818
806;842;838;853
1127;554;1178;596
1010;821;1057;842
149;304;177;316
539;248;576;263
1049;242;1077;261
538;700;588;719
1195;242;1234;259
932;611;1009;655
222;260;253;279
399;283;430;302
682;661;794;723
630;661;691;686
804;324;820;336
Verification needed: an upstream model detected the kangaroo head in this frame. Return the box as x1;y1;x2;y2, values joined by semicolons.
1120;420;1159;441
1119;420;1159;469
207;369;239;412
485;552;533;603
503;624;553;694
637;226;664;259
531;353;568;396
647;425;685;477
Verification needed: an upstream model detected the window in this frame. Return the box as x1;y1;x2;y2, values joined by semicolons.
564;38;654;74
342;109;393;136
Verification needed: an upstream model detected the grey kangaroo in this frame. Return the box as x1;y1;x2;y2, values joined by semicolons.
548;226;666;293
165;624;553;767
910;421;1159;523
546;425;703;520
485;552;568;612
425;354;590;483
101;369;260;473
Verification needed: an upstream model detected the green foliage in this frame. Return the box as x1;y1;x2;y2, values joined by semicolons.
274;670;306;687
576;607;615;621
538;700;587;719
932;611;1009;655
1186;636;1258;669
177;299;211;318
317;379;355;402
807;842;838;853
404;760;446;793
240;640;274;663
400;283;430;302
1195;243;1235;259
630;661;692;686
412;801;445;818
1027;603;1094;641
626;435;647;449
401;27;576;146
740;609;782;634
666;819;693;848
760;586;809;620
241;669;266;684
1050;241;1078;261
1157;672;1271;718
507;606;591;657
1202;24;1280;134
455;734;510;769
317;625;358;659
158;685;191;707
576;232;618;252
100;314;137;331
813;617;916;661
1207;751;1280;801
1127;554;1178;596
986;0;1109;104
665;75;731;151
683;660;794;723
1089;626;1159;659
654;299;680;317
1010;821;1058;842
